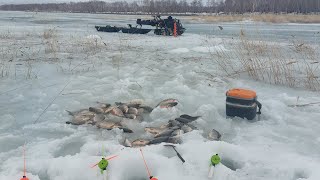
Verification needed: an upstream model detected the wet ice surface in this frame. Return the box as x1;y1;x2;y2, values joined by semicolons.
0;11;320;180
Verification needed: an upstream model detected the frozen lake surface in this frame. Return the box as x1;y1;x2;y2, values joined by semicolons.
0;11;320;180
2;11;320;44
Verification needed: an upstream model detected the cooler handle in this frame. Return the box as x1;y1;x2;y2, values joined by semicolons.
256;100;262;115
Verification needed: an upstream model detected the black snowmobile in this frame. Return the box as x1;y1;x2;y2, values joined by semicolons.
94;15;185;36
137;15;185;36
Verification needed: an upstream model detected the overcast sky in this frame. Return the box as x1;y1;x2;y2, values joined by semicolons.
0;0;149;5
0;0;95;5
0;0;224;5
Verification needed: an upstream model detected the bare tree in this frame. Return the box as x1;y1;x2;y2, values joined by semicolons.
1;0;319;14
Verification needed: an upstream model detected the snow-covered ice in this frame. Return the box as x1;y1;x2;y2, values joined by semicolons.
0;11;320;180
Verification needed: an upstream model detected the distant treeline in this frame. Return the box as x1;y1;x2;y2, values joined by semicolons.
0;0;319;14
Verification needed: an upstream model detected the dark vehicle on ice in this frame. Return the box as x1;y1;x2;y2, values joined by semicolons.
95;15;185;36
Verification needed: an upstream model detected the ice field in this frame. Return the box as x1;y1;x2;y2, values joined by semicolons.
0;11;320;180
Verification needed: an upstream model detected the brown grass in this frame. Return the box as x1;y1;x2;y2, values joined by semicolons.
188;14;320;23
43;28;57;39
205;29;320;91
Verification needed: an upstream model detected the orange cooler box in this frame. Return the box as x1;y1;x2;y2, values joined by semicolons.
226;88;261;120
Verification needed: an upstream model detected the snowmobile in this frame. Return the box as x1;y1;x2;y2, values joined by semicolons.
95;15;185;36
137;15;185;36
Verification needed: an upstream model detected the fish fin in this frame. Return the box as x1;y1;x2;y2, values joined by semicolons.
123;128;134;133
186;123;198;130
169;102;178;106
180;114;201;120
115;102;125;106
65;110;74;116
88;121;95;125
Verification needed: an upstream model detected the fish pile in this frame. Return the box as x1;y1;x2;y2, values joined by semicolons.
66;98;221;148
123;114;222;148
66;99;178;133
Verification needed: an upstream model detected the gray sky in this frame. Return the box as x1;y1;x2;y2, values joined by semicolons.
0;0;145;5
0;0;92;5
0;0;224;5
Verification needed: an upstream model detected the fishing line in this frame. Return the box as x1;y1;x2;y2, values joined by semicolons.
20;142;29;180
33;80;71;124
139;148;151;178
23;143;26;177
33;58;88;124
0;83;31;96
